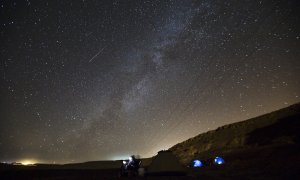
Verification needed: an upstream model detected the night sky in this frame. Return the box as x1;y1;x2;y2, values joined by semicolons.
1;0;299;164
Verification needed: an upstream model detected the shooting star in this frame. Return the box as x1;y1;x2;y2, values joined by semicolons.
85;31;93;37
88;47;105;63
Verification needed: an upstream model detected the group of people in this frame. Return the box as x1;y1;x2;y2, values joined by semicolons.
120;155;142;177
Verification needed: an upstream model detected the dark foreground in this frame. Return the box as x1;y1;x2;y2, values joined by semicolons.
1;168;192;180
1;169;118;180
1;145;300;180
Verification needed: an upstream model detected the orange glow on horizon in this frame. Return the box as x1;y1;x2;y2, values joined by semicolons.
19;159;36;166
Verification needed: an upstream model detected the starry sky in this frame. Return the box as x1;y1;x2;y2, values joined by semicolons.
0;0;299;164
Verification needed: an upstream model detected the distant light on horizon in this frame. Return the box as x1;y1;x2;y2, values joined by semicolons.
111;155;131;161
19;159;37;166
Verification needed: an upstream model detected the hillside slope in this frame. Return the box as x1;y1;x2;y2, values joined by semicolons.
169;103;300;178
170;103;300;163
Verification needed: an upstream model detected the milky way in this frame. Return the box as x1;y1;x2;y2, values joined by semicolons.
0;0;299;163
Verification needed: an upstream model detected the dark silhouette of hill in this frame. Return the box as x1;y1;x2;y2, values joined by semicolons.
170;103;300;179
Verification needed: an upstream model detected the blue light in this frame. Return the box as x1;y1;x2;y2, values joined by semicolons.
214;157;225;165
192;160;203;167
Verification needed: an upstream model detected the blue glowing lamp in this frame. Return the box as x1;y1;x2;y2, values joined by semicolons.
214;156;225;165
192;160;203;167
